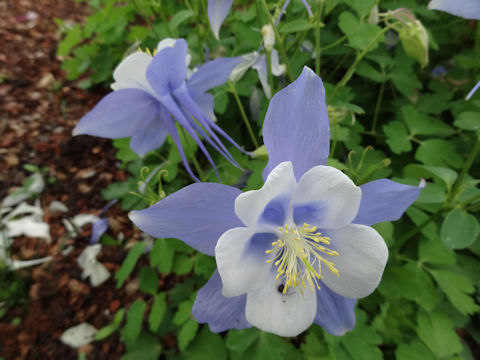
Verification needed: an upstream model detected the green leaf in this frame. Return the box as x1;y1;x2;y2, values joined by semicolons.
173;299;193;325
122;300;146;346
226;328;259;352
406;207;439;241
441;208;479;249
395;340;435;360
416;311;462;357
149;238;174;274
300;332;329;359
383;120;412;154
178;318;199;351
338;12;383;51
355;62;387;83
378;263;439;311
415;139;463;169
418;237;456;265
57;24;83;56
148;293;167;333
404;164;457;191
430;269;480;315
454;111;480;131
172;253;193;275
138;267;159;295
95;308;125;340
170;9;194;29
343;0;376;19
115;242;148;288
280;19;314;34
401;105;454;137
194;253;216;277
121;332;162;360
339;309;382;360
184;326;227;360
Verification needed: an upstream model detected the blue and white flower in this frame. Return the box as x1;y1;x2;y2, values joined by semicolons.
207;0;234;39
73;38;243;181
129;68;422;337
428;0;480;19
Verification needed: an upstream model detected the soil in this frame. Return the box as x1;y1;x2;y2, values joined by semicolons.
0;0;139;358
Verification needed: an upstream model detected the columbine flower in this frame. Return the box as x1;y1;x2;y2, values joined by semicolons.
73;38;243;181
428;0;480;19
230;50;286;99
129;68;422;337
208;0;234;39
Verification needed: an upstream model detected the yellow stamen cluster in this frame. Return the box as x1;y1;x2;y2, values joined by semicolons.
265;223;340;295
139;48;158;57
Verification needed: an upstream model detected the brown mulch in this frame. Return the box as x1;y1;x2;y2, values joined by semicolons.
0;0;139;358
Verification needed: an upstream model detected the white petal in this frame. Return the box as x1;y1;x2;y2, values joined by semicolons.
235;161;296;227
215;227;273;297
7;216;51;241
89;263;111;287
292;165;361;229
321;224;388;299
72;214;99;228
49;200;69;213
11;256;52;270
245;276;317;337
156;38;177;52
6;201;43;220
60;323;97;348
111;52;155;94
229;52;259;83
270;50;286;76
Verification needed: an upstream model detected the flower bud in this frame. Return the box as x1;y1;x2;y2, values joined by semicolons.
398;19;429;68
261;24;275;50
387;9;429;68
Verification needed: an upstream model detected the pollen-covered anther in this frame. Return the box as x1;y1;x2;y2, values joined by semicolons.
266;223;340;295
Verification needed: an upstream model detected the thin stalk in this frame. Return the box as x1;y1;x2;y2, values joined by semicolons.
475;21;480;76
326;50;352;82
131;0;165;40
260;0;294;81
179;128;205;181
446;136;480;205
314;1;324;75
327;27;389;104
229;82;259;148
321;35;347;51
329;122;338;159
395;208;446;251
370;80;386;134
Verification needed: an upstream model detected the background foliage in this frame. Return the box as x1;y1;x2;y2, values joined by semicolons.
53;0;480;358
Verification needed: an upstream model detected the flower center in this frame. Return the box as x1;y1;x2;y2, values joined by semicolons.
265;223;340;295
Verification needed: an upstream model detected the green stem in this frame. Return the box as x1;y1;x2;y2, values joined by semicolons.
460;192;480;207
327;27;389;104
370;80;386;134
229;82;259;148
475;21;480;76
260;0;294;82
179;128;205;181
321;35;347;51
394;208;446;251
329;123;338;159
446;136;480;205
314;1;324;76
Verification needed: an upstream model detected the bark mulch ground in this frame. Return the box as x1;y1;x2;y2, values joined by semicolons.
0;1;140;358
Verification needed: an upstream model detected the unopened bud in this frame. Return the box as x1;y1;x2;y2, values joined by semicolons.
387;9;429;68
398;19;429;68
262;24;275;50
